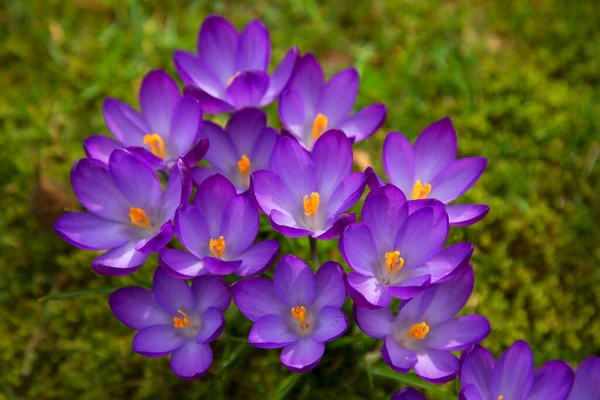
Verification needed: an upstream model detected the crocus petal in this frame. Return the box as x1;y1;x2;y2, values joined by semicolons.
235;20;270;72
133;325;186;357
270;136;316;201
158;160;191;225
139;69;180;136
286;53;324;120
103;98;148;146
83;135;121;165
567;356;600;400
425;315;490;351
402;242;473;283
183;84;235;114
338;104;387;142
316;68;358;127
191;275;231;313
325;172;367;216
248;314;299;349
203;257;242;275
197;15;238;86
280;337;325;373
312;130;353;201
198;121;238;175
91;241;147;276
235;240;280;276
182;140;209;174
313;212;356;240
413;117;458;183
226;70;269;110
491;340;535;400
175;205;210;259
270;210;312;238
173;50;223;99
260;46;298;106
528;361;575;400
191;167;217;188
460;385;485;400
249;127;278;172
347;273;391;308
54;212;133;250
231;277;287;321
413;349;460;384
362;184;408;253
159;248;206;279
354;306;394;339
226;108;267;156
220;194;259;255
152;268;194;315
109;287;171;330
392;388;427;400
383;132;415;195
382;336;418;373
135;221;174;254
312;262;347;309
365;166;385;189
250;170;297;215
386;275;431;300
460;346;495;400
170;341;213;379
168;96;203;158
339;223;378;277
447;204;490;227
193;174;237;238
278;89;305;141
195;307;225;344
274;255;316;307
312;306;347;343
429;157;487;204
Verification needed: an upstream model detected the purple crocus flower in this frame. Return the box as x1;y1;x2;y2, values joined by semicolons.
567;356;600;400
231;255;348;373
192;108;277;193
85;69;208;169
54;149;191;275
278;53;386;150
366;118;489;226
251;130;366;239
109;268;230;379
391;388;426;400
159;174;279;278
355;265;490;383
174;15;298;114
340;184;472;308
460;341;575;400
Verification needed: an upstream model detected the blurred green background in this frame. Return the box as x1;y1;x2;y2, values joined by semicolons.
1;0;599;399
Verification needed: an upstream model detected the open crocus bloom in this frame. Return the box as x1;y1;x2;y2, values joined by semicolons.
192;108;277;192
175;15;298;114
340;184;472;308
366;118;489;226
391;388;426;400
231;255;347;373
356;266;490;383
567;356;600;400
159;174;279;278
109;268;230;379
251;130;366;239
54;149;191;275
85;69;208;169
460;341;575;400
278;53;386;150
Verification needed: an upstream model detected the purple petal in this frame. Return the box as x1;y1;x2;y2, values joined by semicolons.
402;242;473;283
274;255;316;307
83;135;121;165
235;240;280;276
413;349;460;384
312;306;347;343
203;257;242;275
191;166;218;188
567;356;600;400
413;117;457;183
168;96;203;158
312;262;347;309
354;306;394;339
159;248;206;279
139;69;180;136
425;315;490;351
339;223;377;277
383;132;415;195
231;277;286;321
226;108;267;157
382;336;418;373
392;388;426;400
175;205;210;258
91;240;147;276
269;209;312;238
280;337;325;373
195;307;225;344
220;194;259;255
286;53;324;119
260;46;298;106
133;325;185;357
313;212;356;240
248;314;298;349
447;204;490;227
109;287;171;330
316;68;358;127
235;20;270;72
325;172;366;216
170;341;213;379
363;184;408;253
386;275;431;300
250;170;296;215
191;275;231;313
226;70;269;110
347;273;391;308
55;212;133;250
197;15;238;86
429;157;487;204
173;50;224;99
460;346;495;400
198;121;238;174
249;127;278;173
311;130;353;200
338;104;387;142
102;98;148;146
183;84;235;114
135;221;174;254
152;268;194;315
269;136;316;201
278;89;305;141
193;174;237;238
528;361;574;400
365;166;385;189
460;385;484;400
491;341;535;400
158;159;191;224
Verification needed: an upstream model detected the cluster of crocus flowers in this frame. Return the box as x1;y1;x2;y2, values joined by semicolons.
53;13;597;398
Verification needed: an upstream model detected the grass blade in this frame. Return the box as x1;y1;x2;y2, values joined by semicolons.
38;287;118;302
372;365;454;399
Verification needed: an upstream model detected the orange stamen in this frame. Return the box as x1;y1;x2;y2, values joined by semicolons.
143;133;166;159
407;322;430;339
129;207;151;228
303;192;320;217
227;71;241;86
173;310;190;328
312;113;328;141
291;306;309;329
209;236;226;259
385;251;405;275
412;180;432;200
238;154;251;178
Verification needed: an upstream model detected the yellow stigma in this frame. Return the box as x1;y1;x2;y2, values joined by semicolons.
143;133;166;159
385;251;405;276
407;322;430;340
412;180;432;200
129;206;151;228
291;306;310;330
303;192;320;217
498;397;503;400
173;310;190;328
209;236;226;259
312;113;328;141
227;71;241;86
238;154;251;178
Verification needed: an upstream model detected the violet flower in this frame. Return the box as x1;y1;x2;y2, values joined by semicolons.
366;118;489;226
160;174;279;278
109;268;230;379
340;184;472;308
355;265;490;383
192;108;277;192
174;15;298;114
460;341;575;400
567;356;600;400
55;149;191;275
278;53;386;150
251;130;366;239
391;388;426;400
231;255;348;373
85;69;208;169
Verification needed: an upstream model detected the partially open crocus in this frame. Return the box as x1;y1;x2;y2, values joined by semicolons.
251;130;366;239
54;149;191;275
460;341;575;400
340;184;472;308
160;174;279;278
192;108;277;192
85;69;208;168
278;53;386;150
231;255;348;373
356;265;490;383
366;118;489;226
109;268;230;379
174;15;298;114
391;388;426;400
567;356;600;400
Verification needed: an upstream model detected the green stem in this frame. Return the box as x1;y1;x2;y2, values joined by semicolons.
309;236;319;267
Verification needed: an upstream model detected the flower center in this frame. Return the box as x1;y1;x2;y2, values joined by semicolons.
227;71;241;86
238;154;251;178
385;251;405;277
173;310;190;328
412;180;432;200
312;113;328;141
143;133;166;159
498;397;503;400
209;236;226;258
303;192;320;217
407;322;430;339
129;206;151;228
291;306;311;330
